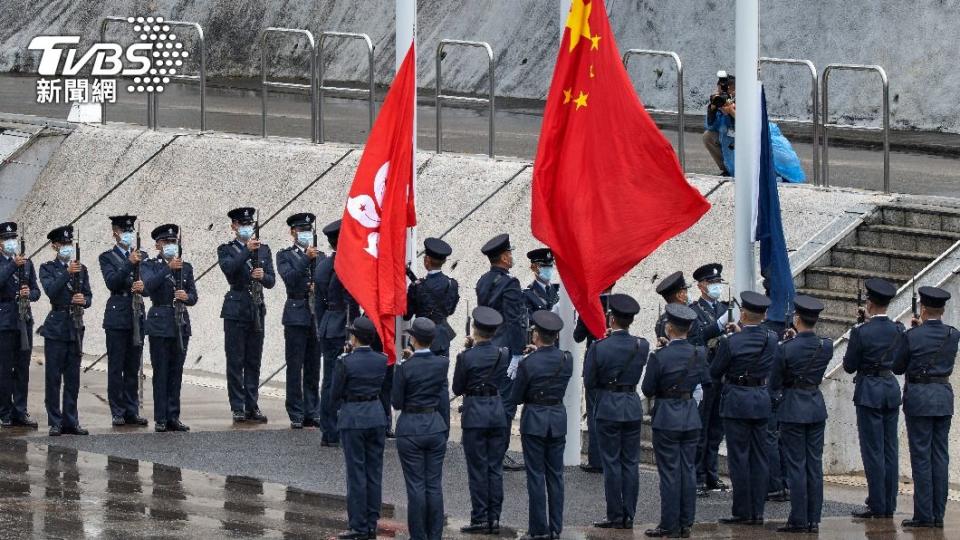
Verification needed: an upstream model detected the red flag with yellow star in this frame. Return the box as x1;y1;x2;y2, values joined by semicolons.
532;0;710;338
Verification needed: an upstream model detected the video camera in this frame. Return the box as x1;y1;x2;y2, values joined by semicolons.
711;70;735;109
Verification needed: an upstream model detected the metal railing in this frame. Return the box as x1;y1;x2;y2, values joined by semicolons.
436;39;495;158
759;57;819;185
152;20;206;131
822;64;890;192
260;28;317;143
622;49;685;171
317;31;375;143
99;17;150;128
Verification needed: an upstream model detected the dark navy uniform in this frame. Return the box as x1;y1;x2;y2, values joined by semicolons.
276;212;323;427
641;304;709;537
893;286;958;528
406;237;459;358
654;272;702;343
39;225;92;434
98;214;147;424
842;277;904;518
141;224;197;431
574;292;610;471
522;248;558;314
0;222;40;427
710;292;779;523
452;307;509;532
583;294;649;528
331;317;388;539
505;311;573;539
769;295;833;531
392;318;450;540
218;207;276;420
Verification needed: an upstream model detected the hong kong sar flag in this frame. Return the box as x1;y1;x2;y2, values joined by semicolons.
336;43;417;365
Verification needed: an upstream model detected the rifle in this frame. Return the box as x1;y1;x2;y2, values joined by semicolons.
464;299;472;337
174;230;186;353
70;230;84;336
308;228;319;339
405;264;419;283
131;223;144;348
17;227;32;352
911;280;919;319
856;280;865;324
250;210;264;333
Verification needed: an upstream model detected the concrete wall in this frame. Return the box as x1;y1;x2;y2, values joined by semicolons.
2;1;959;131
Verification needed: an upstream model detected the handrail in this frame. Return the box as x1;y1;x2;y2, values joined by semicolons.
821;64;890;192
759;57;819;185
260;27;317;143
436;39;495;158
622;49;685;171
317;31;375;143
99;17;150;128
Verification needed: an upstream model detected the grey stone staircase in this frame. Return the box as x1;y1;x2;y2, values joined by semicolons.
795;203;960;339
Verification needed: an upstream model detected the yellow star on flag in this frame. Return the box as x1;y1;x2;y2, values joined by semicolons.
565;0;592;52
590;34;601;50
563;88;573;104
573;91;589;110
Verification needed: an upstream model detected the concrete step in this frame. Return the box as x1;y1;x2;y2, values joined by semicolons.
857;224;960;254
831;245;938;276
879;204;960;232
817;314;860;340
795;287;860;317
800;266;913;293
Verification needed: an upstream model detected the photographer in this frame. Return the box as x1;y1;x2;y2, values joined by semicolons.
703;71;736;177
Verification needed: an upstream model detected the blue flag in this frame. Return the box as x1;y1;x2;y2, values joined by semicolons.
755;88;795;322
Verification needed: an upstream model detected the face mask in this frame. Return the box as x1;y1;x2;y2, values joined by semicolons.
58;245;74;260
707;283;724;300
296;231;312;247
119;231;135;249
237;225;254;241
538;266;555;283
162;243;179;259
2;239;17;256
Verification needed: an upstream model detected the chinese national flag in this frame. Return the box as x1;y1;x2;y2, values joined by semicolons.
532;0;710;338
336;43;417;365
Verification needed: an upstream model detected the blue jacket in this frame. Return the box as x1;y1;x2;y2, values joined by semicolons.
0;255;39;332
705;110;735;174
689;297;728;357
406;271;459;354
475;267;527;356
39;258;92;341
523;280;559;313
452;341;509;429
275;245;323;328
641;340;708;431
583;330;650;423
392;350;450;436
842;315;905;409
893;320;959;417
655;304;705;345
710;325;779;419
98;246;148;331
140;257;197;338
217;239;275;323
331;346;389;430
315;252;359;340
506;345;573;437
770;331;833;424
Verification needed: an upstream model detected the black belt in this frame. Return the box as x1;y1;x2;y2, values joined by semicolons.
860;368;894;378
466;386;499;397
50;305;72;312
288;294;308;300
724;376;767;387
344;395;379;403
784;382;819;391
908;376;951;385
153;304;173;308
403;406;437;414
604;384;637;393
524;397;561;406
656;390;692;400
327;302;346;311
110;292;130;297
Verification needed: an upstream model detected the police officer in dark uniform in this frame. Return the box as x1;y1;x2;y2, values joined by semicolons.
218;207;275;423
689;263;729;495
573;285;613;473
655;272;702;346
39;225;92;436
523;248;559;313
711;291;779;525
406;237;459;357
843;277;904;519
331;316;389;540
893;286;958;529
0;222;40;429
505;310;573;540
316;219;360;446
584;293;649;530
392;318;450;540
276;212;323;429
453;306;509;535
98;214;148;427
141;224;197;433
769;295;833;533
642;304;708;538
476;233;527;470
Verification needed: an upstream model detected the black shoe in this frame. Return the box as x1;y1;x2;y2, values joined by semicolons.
747;518;764;526
902;519;935;528
245;409;268;423
170;420;190;432
0;418;12;428
680;527;691;538
321;440;340;448
367;530;377;539
767;489;789;502
593;519;625;529
48;425;61;436
644;527;680;538
808;524;819;533
851;509;891;519
488;521;500;534
291;420;303;429
337;529;368;540
579;464;603;473
518;534;550;540
707;479;728;491
385;429;396;439
126;416;149;426
504;455;525;471
776;524;808;533
934;521;944;529
624;520;635;530
13;415;37;429
112;416;126;426
697;484;710;498
460;522;491;534
63;426;88;436
718;516;749;525
155;422;167;433
232;410;246;423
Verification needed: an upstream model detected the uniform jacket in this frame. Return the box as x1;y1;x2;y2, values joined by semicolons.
505;345;573;437
451;341;509;429
39;258;92;341
315;252;360;340
98;245;148;331
276;245;323;328
475;267;526;356
770;331;833;424
710;325;779;419
641;339;708;431
217;239;275;323
689;297;728;355
140;257;198;338
0;254;39;332
583;330;650;423
331;346;389;430
523;280;559;313
842;315;905;409
655;304;705;345
406;271;459;354
893;320;959;417
392;350;451;436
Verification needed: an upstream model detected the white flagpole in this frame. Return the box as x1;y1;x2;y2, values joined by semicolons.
734;0;759;298
396;0;417;360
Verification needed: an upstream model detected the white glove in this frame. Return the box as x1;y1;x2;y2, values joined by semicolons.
717;311;729;329
693;384;704;405
507;355;523;380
